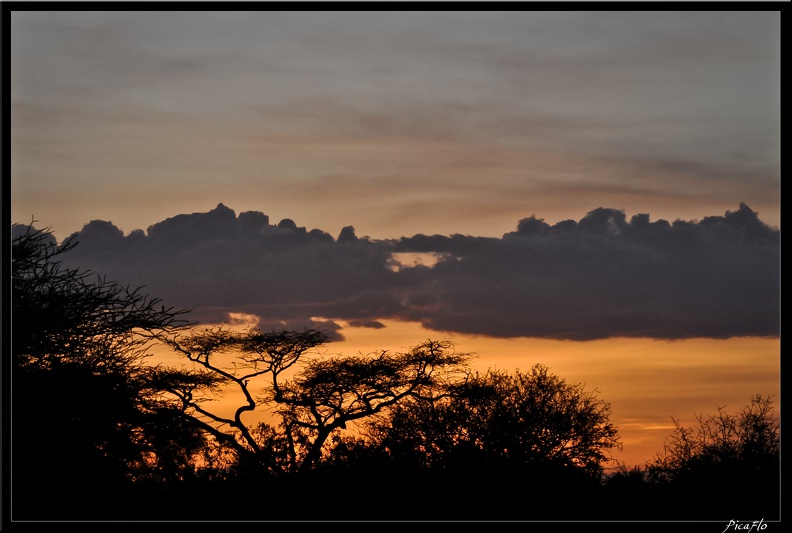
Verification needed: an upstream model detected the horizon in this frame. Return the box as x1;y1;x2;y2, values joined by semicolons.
9;7;781;505
14;199;781;245
12;201;781;469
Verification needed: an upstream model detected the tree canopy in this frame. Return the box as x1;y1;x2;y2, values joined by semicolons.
163;328;473;475
11;223;208;519
9;223;780;522
356;364;621;477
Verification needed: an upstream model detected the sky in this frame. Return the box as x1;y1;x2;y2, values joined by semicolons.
9;9;781;469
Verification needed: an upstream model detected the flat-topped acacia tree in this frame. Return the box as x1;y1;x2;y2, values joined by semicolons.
163;327;473;474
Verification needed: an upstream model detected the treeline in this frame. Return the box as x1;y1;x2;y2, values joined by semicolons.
10;224;780;522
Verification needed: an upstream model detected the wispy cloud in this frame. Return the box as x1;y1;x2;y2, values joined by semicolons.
11;11;780;240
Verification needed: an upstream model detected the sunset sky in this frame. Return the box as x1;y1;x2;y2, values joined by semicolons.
9;9;781;469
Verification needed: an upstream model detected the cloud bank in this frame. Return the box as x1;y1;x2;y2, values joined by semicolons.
47;203;778;341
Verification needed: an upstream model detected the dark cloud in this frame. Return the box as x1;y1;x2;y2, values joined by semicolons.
53;203;779;341
346;319;387;330
395;203;778;340
57;204;402;337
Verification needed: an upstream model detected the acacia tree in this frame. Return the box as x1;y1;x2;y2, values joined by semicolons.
163;328;473;475
11;223;216;518
316;364;621;520
12;223;189;369
356;364;621;478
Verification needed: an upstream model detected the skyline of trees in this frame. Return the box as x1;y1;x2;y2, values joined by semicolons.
9;223;781;522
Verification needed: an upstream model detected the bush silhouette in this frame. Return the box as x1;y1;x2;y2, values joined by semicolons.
10;223;780;522
11;224;205;519
644;395;780;520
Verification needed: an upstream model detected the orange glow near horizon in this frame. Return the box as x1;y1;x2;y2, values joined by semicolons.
333;321;781;469
150;318;780;471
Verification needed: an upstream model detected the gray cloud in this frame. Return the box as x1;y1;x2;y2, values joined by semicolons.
51;202;779;341
395;204;779;340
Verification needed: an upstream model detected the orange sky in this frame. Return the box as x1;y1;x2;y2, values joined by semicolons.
334;321;781;469
10;9;781;473
153;318;780;470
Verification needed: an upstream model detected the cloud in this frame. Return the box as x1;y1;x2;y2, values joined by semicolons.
54;203;779;341
57;204;402;336
345;319;387;330
396;203;779;340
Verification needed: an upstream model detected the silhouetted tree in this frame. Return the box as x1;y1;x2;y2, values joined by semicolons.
598;463;657;519
339;364;621;519
163;329;473;481
368;365;619;470
644;394;780;519
11;223;214;519
12;224;189;367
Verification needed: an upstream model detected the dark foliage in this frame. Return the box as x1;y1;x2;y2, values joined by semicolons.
164;328;474;476
11;224;208;520
645;395;781;520
9;224;780;522
313;364;621;520
599;395;781;520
